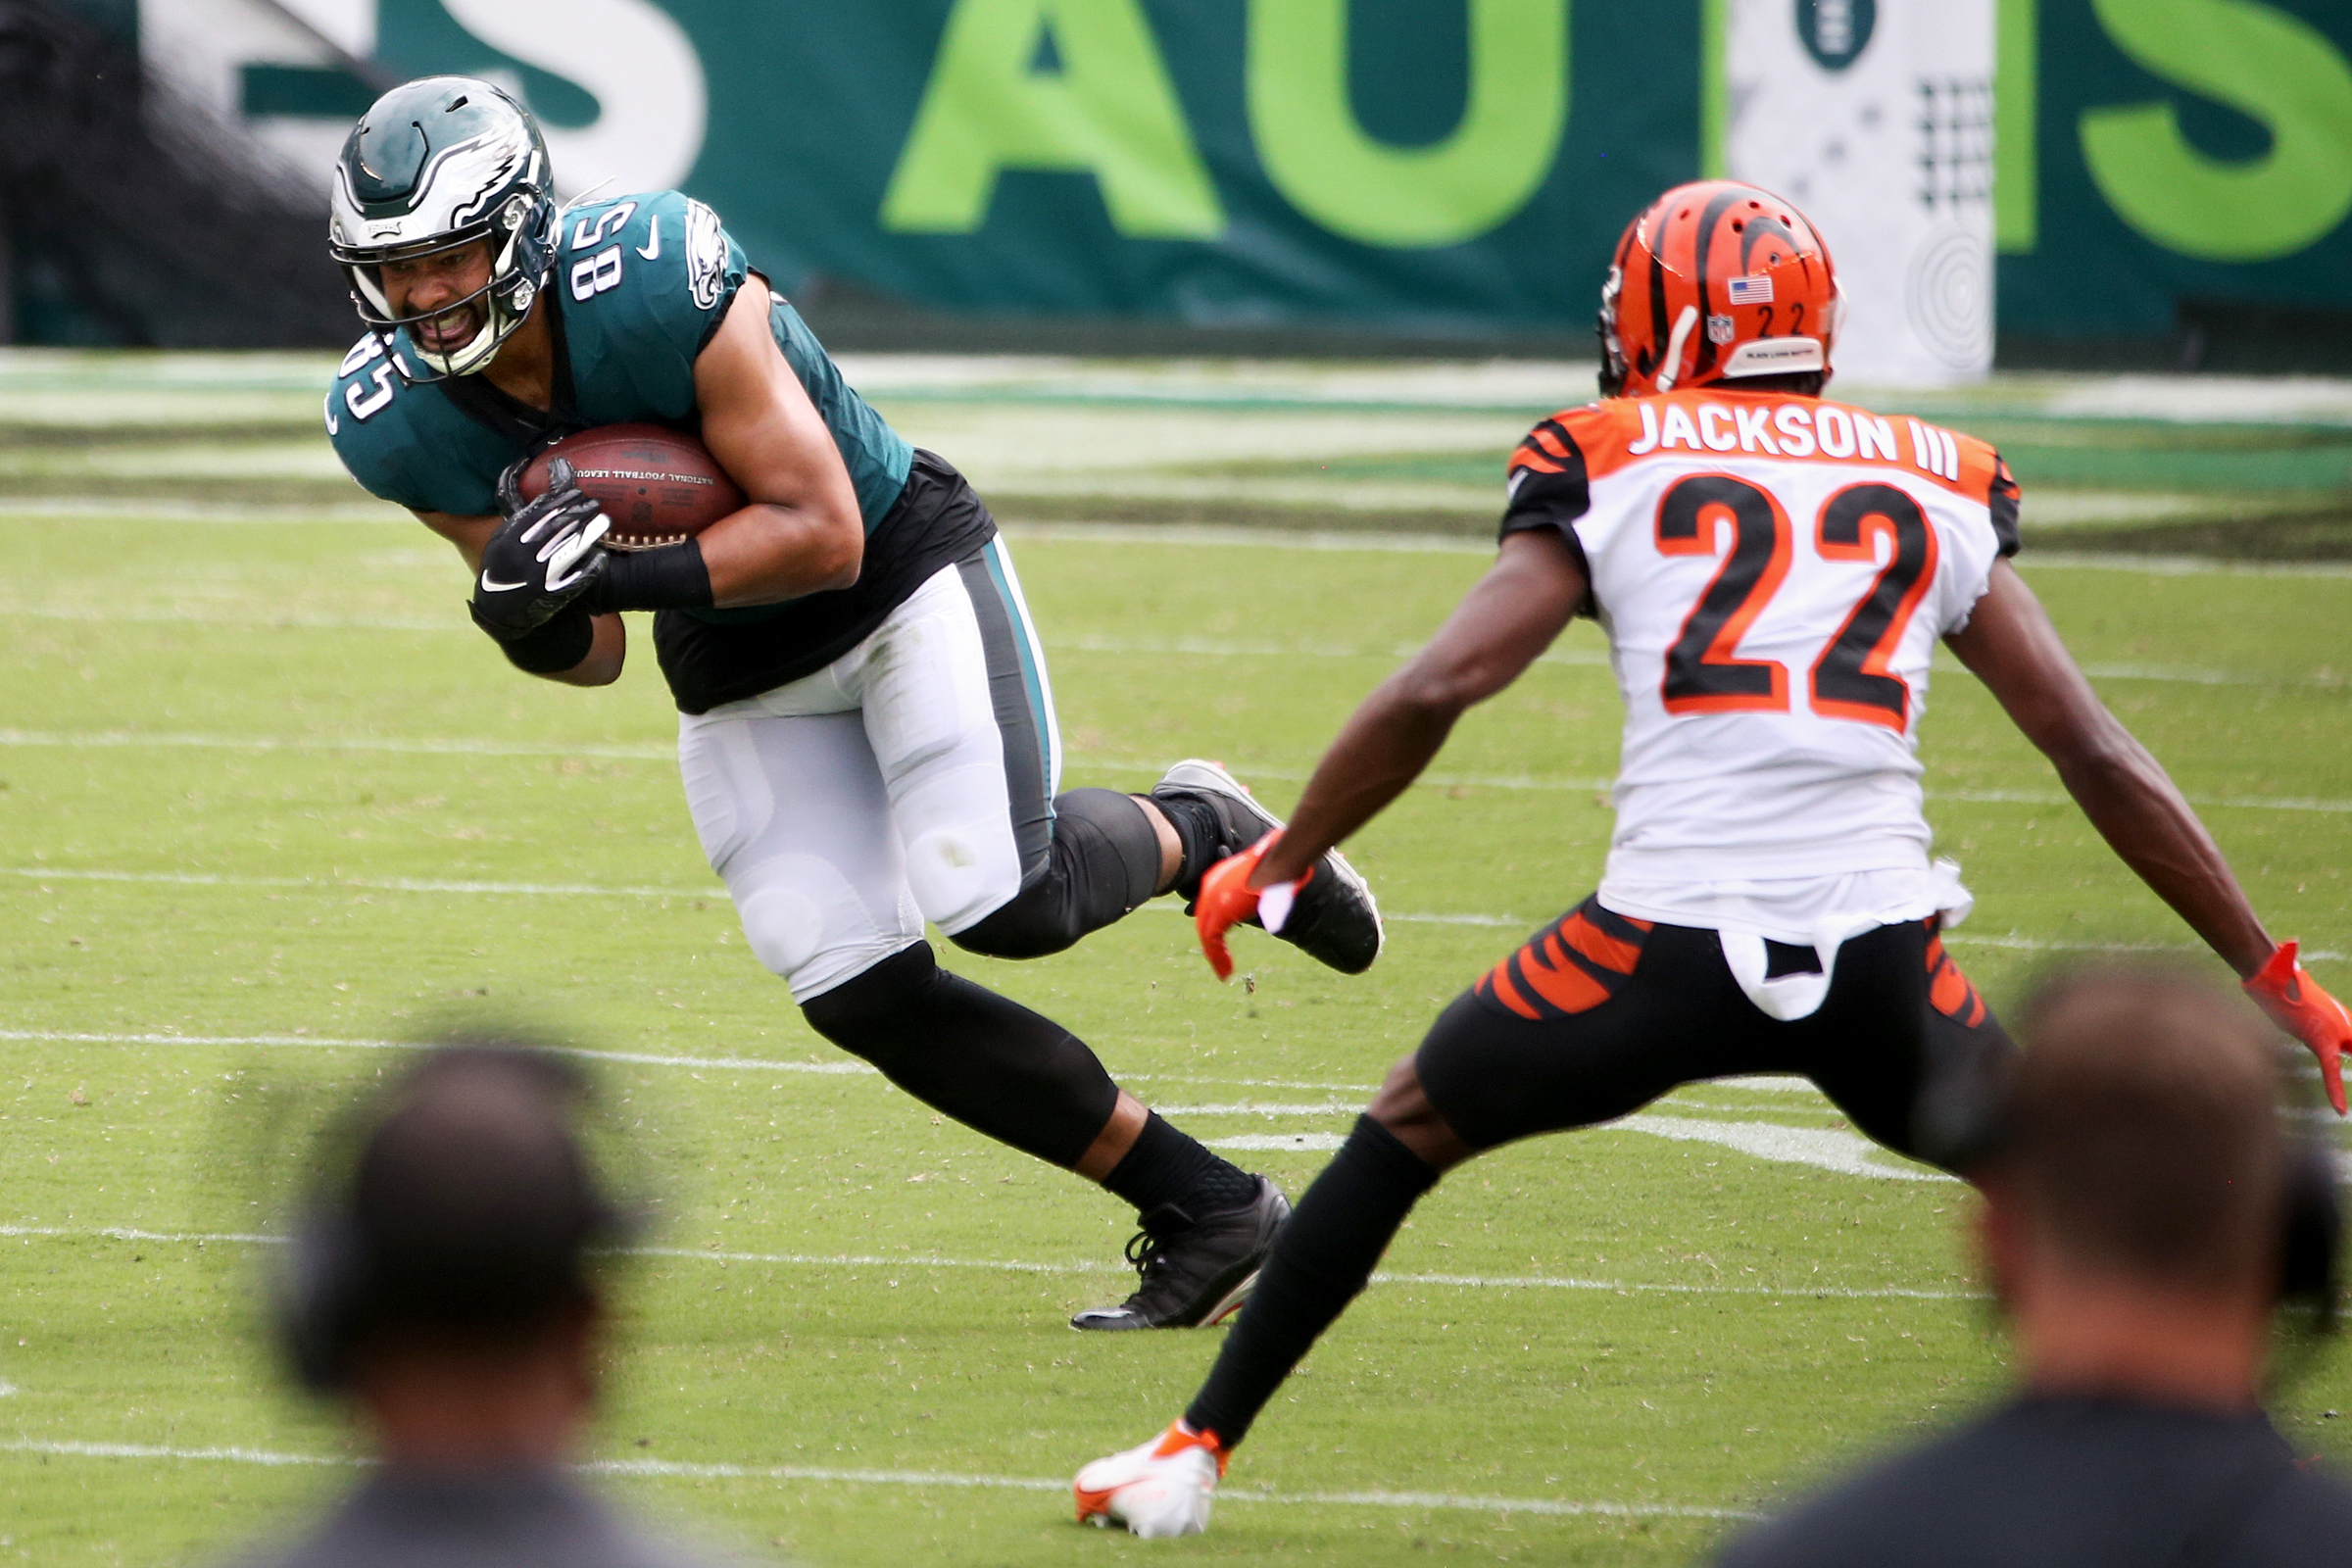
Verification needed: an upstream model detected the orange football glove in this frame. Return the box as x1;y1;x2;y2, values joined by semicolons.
1194;833;1312;982
2244;941;2349;1115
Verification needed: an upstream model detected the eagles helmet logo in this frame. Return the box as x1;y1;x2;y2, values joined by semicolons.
328;77;559;382
684;198;728;312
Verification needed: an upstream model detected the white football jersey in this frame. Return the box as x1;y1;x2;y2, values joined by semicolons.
1502;388;2020;894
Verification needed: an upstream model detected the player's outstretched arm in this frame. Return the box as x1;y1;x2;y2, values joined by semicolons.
689;276;865;608
1944;561;2270;973
1250;529;1588;889
1947;561;2346;1112
416;506;625;686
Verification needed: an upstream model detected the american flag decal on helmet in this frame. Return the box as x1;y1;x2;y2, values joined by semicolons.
1727;273;1774;305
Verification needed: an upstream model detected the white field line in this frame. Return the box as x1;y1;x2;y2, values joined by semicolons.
0;1223;1978;1303
0;864;1520;928
11;605;447;632
0;1029;872;1077
7;867;2333;960
0;1439;1759;1519
18;601;2346;691
0;727;674;761
10;726;2352;817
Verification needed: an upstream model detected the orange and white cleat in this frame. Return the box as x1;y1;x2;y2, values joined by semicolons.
1074;1419;1229;1539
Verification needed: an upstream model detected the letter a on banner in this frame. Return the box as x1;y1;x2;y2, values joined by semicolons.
1249;0;1568;248
882;0;1225;239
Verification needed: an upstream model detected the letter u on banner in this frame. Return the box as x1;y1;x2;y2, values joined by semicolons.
1248;0;1568;248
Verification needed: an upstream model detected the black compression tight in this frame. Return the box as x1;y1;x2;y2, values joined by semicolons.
1185;1115;1440;1446
800;942;1121;1168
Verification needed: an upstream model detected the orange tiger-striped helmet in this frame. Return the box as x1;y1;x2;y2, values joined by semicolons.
1597;180;1839;398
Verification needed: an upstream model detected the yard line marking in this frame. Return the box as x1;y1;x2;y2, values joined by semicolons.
0;1222;1984;1301
0;1440;1759;1519
0;727;675;760
0;864;1522;928
24;603;2342;688
12;726;2352;816
10;605;448;632
2;865;713;899
0;1029;872;1077
9;870;2333;960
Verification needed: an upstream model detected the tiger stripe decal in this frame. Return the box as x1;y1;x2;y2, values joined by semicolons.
1923;921;1987;1028
1475;898;1653;1021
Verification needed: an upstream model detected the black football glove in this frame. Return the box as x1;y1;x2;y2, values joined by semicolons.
469;456;612;642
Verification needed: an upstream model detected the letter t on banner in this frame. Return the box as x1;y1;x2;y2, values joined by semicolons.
1724;0;1993;385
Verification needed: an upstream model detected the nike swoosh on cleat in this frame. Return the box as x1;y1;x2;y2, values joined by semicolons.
478;573;528;593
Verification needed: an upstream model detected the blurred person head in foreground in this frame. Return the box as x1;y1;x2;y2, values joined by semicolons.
1717;962;2350;1568
233;1042;728;1568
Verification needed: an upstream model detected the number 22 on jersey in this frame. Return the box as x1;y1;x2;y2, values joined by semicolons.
1656;474;1938;732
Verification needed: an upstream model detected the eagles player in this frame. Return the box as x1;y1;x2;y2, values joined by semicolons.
1073;180;2352;1532
322;78;1386;1331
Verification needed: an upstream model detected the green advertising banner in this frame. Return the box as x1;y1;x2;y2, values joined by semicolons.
138;0;2352;347
1997;0;2352;337
177;0;1701;334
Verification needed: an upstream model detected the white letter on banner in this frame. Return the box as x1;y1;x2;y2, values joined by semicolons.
882;0;1224;239
441;0;707;195
1248;0;1567;247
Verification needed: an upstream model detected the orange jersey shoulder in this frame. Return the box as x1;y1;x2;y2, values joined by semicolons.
1510;392;2016;512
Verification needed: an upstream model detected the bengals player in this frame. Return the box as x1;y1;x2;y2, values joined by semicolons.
1072;180;2352;1537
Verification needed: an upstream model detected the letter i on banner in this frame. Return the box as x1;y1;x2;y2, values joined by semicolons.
1722;0;1993;385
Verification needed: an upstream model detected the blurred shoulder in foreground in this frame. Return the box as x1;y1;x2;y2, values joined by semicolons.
1717;963;2352;1568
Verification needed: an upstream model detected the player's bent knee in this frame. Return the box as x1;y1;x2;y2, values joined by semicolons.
736;882;828;980
947;880;1085;960
1369;1057;1476;1173
904;823;1024;934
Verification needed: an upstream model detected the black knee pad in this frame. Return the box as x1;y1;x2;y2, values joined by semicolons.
800;942;1120;1168
951;788;1161;960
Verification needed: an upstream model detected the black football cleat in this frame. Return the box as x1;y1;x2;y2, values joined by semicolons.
1151;759;1385;974
1070;1178;1291;1331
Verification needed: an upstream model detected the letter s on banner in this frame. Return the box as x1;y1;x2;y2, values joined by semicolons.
441;0;708;194
882;0;1225;239
2079;0;2352;261
1248;0;1568;248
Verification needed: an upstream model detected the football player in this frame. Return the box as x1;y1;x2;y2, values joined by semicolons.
320;78;1386;1331
1073;180;2352;1534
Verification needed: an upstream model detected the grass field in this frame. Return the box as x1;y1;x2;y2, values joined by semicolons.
3;353;2350;1566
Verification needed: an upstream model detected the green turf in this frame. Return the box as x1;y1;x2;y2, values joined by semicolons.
4;366;2352;1565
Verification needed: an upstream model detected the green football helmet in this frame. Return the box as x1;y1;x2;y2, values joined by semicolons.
329;76;557;380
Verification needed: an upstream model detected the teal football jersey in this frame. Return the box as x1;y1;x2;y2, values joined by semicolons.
324;189;912;528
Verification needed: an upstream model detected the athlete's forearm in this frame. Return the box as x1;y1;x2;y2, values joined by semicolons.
2048;725;2271;977
1253;530;1586;889
1255;688;1461;887
1949;562;2272;976
697;503;862;606
548;612;625;686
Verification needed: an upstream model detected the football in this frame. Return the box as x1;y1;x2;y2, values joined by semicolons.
519;423;746;551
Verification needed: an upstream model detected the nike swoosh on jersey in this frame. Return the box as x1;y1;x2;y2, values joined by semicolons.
637;221;661;261
479;572;528;593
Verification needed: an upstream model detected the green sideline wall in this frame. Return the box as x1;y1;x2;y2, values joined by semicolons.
88;0;2352;345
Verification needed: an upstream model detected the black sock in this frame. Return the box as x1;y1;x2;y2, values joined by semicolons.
1184;1115;1440;1446
1149;791;1226;902
1102;1111;1257;1220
